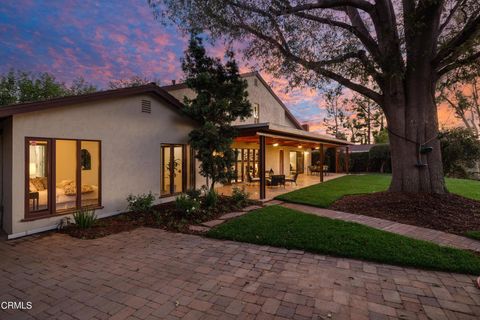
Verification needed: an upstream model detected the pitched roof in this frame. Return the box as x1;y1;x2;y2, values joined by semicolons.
0;84;184;118
235;122;353;146
162;72;304;130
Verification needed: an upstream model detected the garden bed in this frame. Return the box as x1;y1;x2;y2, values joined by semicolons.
330;191;480;235
61;195;260;239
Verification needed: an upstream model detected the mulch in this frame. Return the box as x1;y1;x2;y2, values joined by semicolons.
61;196;260;239
330;192;480;235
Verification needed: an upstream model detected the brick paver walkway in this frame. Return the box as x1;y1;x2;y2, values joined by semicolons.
282;202;480;253
1;228;479;320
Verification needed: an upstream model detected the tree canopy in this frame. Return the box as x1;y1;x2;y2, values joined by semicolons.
182;35;252;190
0;70;96;106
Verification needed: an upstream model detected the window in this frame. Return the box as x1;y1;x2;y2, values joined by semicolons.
253;103;260;124
161;144;186;196
26;138;101;219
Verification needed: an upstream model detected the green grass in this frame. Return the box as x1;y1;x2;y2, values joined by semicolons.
465;231;480;241
275;174;480;208
207;206;480;274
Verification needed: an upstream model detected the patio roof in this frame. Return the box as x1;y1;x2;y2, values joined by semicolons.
234;122;353;147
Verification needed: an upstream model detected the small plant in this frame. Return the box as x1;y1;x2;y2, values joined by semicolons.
126;192;155;213
175;193;201;216
231;186;249;207
73;208;97;229
204;188;218;208
185;188;202;201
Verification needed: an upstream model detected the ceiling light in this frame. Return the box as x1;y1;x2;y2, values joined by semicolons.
298;145;303;148
273;143;279;147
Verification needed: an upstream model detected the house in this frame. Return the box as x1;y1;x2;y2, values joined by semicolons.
0;72;350;239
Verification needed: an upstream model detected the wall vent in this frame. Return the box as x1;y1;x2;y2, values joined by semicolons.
254;78;258;86
141;100;152;113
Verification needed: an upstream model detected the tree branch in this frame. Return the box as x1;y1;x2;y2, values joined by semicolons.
437;51;480;77
434;12;480;66
293;12;381;63
227;9;383;104
273;0;374;14
438;0;466;35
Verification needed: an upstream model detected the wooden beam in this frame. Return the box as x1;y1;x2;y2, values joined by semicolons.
335;147;340;174
259;135;266;200
346;147;350;174
320;144;324;183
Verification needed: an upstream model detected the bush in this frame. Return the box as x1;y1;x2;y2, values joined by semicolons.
185;188;202;201
175;193;201;216
439;128;480;179
231;186;249;207
126;192;155;213
73;208;97;229
349;152;369;172
368;144;391;173
204;189;219;208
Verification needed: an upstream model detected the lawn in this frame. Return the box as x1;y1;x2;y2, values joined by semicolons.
275;174;480;208
207;205;480;274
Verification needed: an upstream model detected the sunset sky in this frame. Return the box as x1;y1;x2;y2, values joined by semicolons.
0;0;460;133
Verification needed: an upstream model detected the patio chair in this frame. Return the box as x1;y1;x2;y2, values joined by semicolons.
267;175;285;188
285;172;299;185
267;174;285;188
246;173;260;185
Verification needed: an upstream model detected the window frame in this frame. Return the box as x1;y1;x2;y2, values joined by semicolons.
253;103;260;124
161;144;187;197
24;137;102;220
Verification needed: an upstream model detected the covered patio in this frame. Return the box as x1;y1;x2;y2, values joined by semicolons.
217;123;353;200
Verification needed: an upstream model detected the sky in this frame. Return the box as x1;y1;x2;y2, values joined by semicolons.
0;0;460;134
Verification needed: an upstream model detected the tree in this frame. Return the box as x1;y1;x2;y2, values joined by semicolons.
322;86;348;140
0;70;96;106
182;34;252;191
152;0;480;193
374;128;390;144
438;77;480;137
439;127;480;178
345;94;384;144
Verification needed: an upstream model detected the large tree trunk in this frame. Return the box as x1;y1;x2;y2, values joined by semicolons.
385;73;447;193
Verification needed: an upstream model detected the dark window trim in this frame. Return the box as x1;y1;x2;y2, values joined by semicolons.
25;137;102;220
161;144;187;197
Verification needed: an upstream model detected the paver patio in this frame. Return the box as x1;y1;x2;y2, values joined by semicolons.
282;202;480;253
1;227;479;320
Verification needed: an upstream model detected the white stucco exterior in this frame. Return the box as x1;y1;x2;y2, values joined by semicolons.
1;93;205;238
165;73;302;129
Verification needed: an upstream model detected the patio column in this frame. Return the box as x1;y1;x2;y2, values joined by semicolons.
259;135;266;200
319;144;324;183
335;147;340;173
346;146;350;174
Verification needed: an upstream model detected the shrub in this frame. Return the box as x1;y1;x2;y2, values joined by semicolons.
204;189;219;208
439;128;480;178
368;144;391;173
175;194;201;216
231;186;249;207
73;208;97;229
126;192;155;213
185;188;202;201
349;152;369;172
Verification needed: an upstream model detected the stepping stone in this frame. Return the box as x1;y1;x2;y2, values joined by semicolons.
242;205;262;212
188;225;210;233
219;211;247;220
201;219;225;228
264;200;284;206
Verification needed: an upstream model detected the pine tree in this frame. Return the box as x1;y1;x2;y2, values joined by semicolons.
182;34;252;190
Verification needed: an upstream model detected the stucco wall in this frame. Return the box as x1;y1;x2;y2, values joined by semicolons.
166;74;298;128
7;94;205;237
